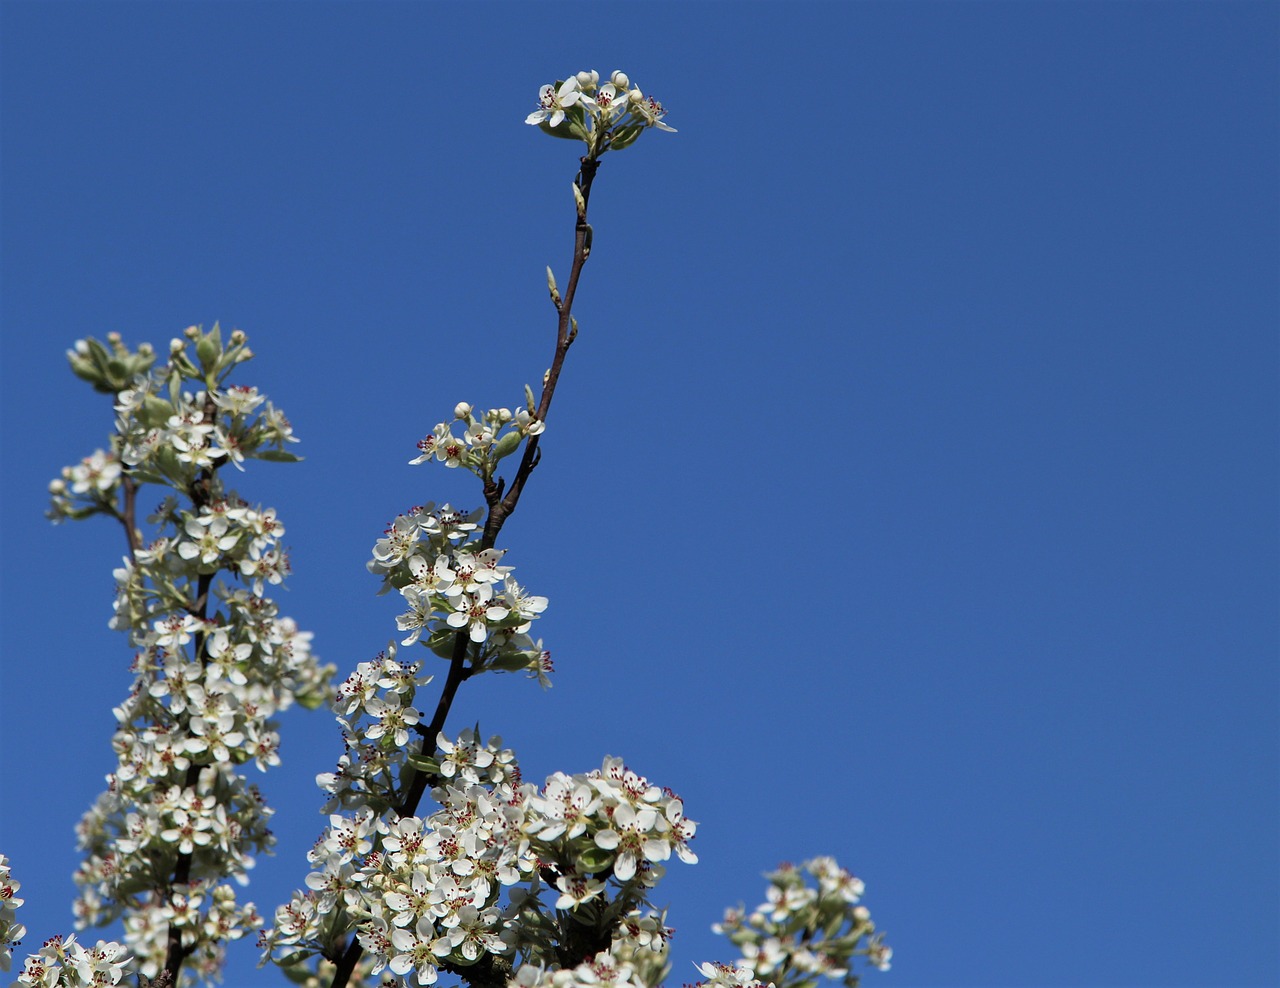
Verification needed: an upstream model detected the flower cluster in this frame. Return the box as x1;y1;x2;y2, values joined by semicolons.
1;856;26;973
690;961;776;988
265;740;695;987
369;501;550;684
711;858;892;988
510;947;660;988
11;935;131;988
313;645;435;815
410;402;544;483
44;327;332;984
526;69;674;155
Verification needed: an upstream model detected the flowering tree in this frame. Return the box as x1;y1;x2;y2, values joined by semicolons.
9;72;891;988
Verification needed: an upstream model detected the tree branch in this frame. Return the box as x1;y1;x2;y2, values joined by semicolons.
328;155;602;988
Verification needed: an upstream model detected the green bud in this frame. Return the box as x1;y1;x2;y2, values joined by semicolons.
546;265;561;306
66;336;157;393
195;322;223;373
491;430;522;462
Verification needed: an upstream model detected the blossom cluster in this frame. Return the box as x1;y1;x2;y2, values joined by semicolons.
264;736;695;987
711;858;892;988
690;961;776;988
11;934;131;988
369;501;551;685
411;402;544;482
1;857;25;973
312;645;435;815
42;327;332;984
526;69;674;155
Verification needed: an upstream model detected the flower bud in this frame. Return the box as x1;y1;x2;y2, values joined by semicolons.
170;338;185;354
49;478;66;494
576;70;599;89
610;70;630;90
106;331;122;345
454;402;473;420
491;430;522;462
229;329;247;345
184;325;200;339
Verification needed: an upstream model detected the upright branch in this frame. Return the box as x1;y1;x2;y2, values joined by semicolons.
47;327;332;988
255;69;695;988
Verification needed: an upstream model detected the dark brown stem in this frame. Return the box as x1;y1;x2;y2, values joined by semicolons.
120;473;140;562
160;396;221;987
483;156;598;547
328;157;602;988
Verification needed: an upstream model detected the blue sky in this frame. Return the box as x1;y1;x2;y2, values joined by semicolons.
2;3;1277;986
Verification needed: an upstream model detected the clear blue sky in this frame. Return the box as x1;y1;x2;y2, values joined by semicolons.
2;3;1277;986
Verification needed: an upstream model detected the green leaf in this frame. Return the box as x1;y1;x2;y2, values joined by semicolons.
254;449;303;463
577;845;614;872
406;753;441;774
608;124;644;152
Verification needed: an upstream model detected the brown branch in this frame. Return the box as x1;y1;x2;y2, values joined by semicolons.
482;156;598;547
160;396;222;986
120;473;140;562
328;156;603;988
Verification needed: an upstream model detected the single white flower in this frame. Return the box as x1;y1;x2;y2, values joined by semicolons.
445;584;509;643
628;89;677;132
525;79;584;128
